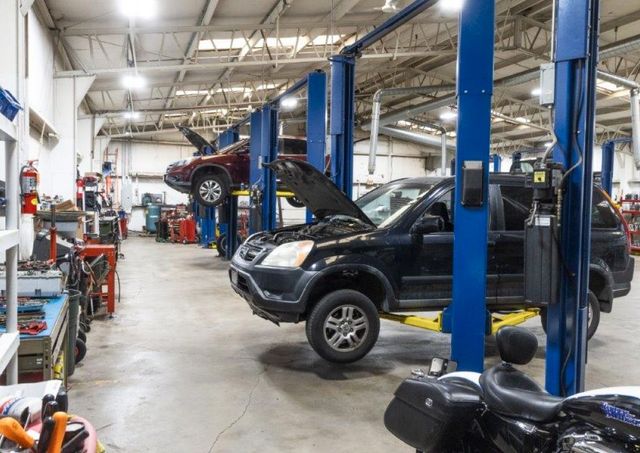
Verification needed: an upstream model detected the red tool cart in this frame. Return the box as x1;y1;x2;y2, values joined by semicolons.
169;215;197;244
78;244;118;315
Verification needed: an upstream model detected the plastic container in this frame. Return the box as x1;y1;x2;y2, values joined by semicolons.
0;87;22;121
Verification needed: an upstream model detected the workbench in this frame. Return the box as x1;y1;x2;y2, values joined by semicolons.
0;293;70;384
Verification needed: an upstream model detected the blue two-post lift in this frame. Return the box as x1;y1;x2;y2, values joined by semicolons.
216;70;327;259
545;0;600;396
326;0;496;372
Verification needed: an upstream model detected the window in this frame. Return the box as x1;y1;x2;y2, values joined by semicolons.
591;189;619;229
356;181;434;227
423;189;454;231
279;138;307;155
501;185;533;231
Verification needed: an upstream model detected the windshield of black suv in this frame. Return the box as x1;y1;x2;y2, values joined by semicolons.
355;179;441;227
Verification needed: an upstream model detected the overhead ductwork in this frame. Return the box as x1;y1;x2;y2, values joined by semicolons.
366;85;454;175
378;126;455;171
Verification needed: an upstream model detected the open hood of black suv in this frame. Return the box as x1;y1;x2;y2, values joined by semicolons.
177;126;216;154
266;159;375;227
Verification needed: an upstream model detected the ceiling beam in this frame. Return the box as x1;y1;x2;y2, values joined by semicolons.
55;51;454;77
158;0;220;128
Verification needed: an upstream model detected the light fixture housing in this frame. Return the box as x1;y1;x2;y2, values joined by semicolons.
439;110;457;121
280;97;299;110
122;74;146;90
119;0;156;19
440;0;464;13
123;111;140;120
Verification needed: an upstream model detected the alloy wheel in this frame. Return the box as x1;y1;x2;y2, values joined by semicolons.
199;180;222;203
323;304;369;352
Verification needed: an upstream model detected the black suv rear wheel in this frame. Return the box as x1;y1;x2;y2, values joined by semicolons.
540;290;600;340
305;289;380;363
194;173;228;207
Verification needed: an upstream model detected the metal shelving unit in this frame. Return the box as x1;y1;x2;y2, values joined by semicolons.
1;106;21;385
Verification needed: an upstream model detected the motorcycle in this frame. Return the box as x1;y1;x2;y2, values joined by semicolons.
384;326;640;452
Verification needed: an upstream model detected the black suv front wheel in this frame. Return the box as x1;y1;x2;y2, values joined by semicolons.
194;173;229;207
306;289;380;363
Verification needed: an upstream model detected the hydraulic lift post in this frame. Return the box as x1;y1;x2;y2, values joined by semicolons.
546;0;600;396
306;71;328;221
449;0;496;372
329;0;438;198
600;138;629;195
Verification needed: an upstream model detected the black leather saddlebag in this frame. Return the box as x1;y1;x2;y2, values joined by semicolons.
384;377;482;452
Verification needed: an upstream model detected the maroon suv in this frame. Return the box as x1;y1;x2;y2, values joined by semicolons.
164;135;308;207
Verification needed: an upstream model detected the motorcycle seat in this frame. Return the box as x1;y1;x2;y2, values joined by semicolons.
480;364;564;423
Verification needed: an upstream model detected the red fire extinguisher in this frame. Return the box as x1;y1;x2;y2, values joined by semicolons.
20;161;39;215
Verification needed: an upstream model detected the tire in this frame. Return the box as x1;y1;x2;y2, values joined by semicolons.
79;321;90;333
193;173;229;207
305;289;380;363
77;330;87;344
216;234;243;257
540;290;600;340
286;196;305;208
75;339;87;364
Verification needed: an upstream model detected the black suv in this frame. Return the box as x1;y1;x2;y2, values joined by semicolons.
229;160;635;363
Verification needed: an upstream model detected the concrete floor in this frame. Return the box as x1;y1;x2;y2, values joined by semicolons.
70;237;639;452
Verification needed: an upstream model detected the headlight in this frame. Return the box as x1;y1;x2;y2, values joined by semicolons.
261;240;314;268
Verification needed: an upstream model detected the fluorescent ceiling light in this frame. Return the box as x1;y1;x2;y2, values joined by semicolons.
256;37;300;48
439;110;457;120
119;0;156;19
164;113;185;118
280;97;299;110
176;89;209;96
544;141;553;147
255;83;278;91
123;111;140;120
311;34;343;46
515;116;531;123
397;120;413;127
440;0;463;13
531;87;542;96
215;87;250;94
596;79;624;92
201;108;229;115
122;74;145;90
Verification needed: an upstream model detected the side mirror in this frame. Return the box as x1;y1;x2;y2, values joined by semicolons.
411;215;444;236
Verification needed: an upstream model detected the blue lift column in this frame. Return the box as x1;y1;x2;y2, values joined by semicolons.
329;55;356;198
449;0;496;372
249;110;263;234
600;138;629;195
306;71;328;221
218;127;239;148
259;105;279;231
546;0;600;396
492;154;502;173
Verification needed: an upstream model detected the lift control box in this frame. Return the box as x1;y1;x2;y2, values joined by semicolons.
524;214;560;306
461;161;485;207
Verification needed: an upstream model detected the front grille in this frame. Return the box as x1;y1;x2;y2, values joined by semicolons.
238;244;263;262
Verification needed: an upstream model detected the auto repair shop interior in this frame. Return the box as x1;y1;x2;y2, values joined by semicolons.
0;0;639;451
